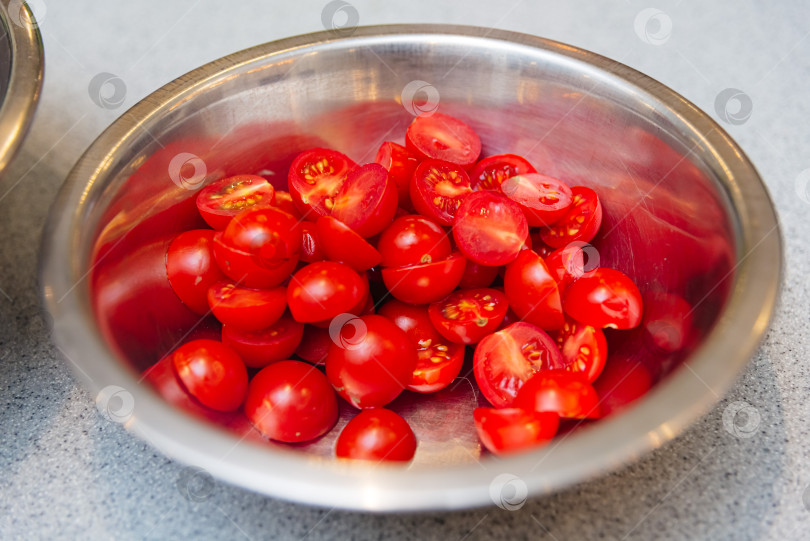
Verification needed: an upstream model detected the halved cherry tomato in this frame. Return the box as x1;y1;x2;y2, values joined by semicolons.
552;318;608;383
376;214;450;268
207;281;286;331
244;360;338;442
468;153;537;192
212;233;299;290
172;339;248;412
563;268;643;329
287;261;368;323
300;222;326;263
642;292;694;352
539;186;602;248
428;288;508;344
288;148;356;218
452;190;528;266
375;141;420;210
196;175;275;230
294;324;332;365
381;252;466;304
410;159;472;226
501;173;573;227
473;322;564;408
514;369;601;419
592;356;652;417
504;249;564;331
316;216;382;271
544;242;595;295
271;190;303;220
166;230;226;315
222;314;304;368
473;407;559;456
405;112;481;168
331;163;398;238
335;408;417;462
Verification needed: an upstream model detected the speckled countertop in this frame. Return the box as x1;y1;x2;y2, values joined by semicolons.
1;1;809;539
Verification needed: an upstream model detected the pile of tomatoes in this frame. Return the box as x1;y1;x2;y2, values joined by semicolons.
158;112;645;461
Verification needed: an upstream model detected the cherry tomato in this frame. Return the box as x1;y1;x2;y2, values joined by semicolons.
381;252;466;304
375;141;420;210
563;268;643;329
166;230;227;315
316;216;382;271
212;233;298;290
172;339;248;412
539;186;603;248
473;322;564;408
207;281;286;331
325;314;417;409
294;324;332;365
504;249;564;331
592;356;652;417
405;112;481;168
331;163;398;238
501;173;573;227
335;409;417;462
514;369;601;419
410;159;472;226
222;314;304;368
473;407;559;456
428;288;508;344
271;190;303;220
642;292;694;352
452;190;528;266
552;318;608;383
458;260;500;289
288;148;356;218
529;231;555;258
544;242;595;295
244;360;338;442
468;153;537;192
287;261;368;323
376;214;450;268
376;299;435;344
196;175;275;230
300;222;326;263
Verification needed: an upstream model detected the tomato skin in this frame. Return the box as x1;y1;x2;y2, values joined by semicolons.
244;360;338;442
335;409;417;462
468;153;537;192
539;186;603;249
563;268;643;330
222;314;304;368
428;288;508;345
287;148;356;218
458;260;500;289
271;190;303;220
514;370;601;419
405;112;481;168
381;252;466;305
294;324;333;365
212;233;298;289
207;281;287;331
473;322;565;408
452;190;529;266
410;159;472;226
376;300;435;344
375;141;420;211
504;249;565;331
325;314;417;409
166;230;227;315
551;318;608;383
300;222;326;263
331;163;398;238
376;214;450;268
501;173;573;227
592;356;652;417
287;261;368;323
171;339;248;412
473;408;559;456
544;243;591;296
196;175;275;230
315;216;382;271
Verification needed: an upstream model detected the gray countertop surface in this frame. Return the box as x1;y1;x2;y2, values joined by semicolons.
2;1;809;539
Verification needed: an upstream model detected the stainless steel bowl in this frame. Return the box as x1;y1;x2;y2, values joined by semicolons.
40;25;781;511
0;0;43;177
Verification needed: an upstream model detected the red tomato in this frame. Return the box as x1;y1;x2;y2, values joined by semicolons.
428;288;508;344
171;339;248;412
563;268;643;329
315;216;382;271
514;369;601;419
300;222;326;263
473;322;564;408
504;249;564;331
222;314;304;368
642;292;694;352
294;324;333;365
592;356;652;417
410;159;472;226
539;186;602;248
473;407;559;456
376;299;435;344
196;175;275;230
374;141;420;210
271;190;303;220
325;314;417;409
552;318;608;383
212;233;298;289
452;190;528;266
331;163;398;238
468;153;537;192
335;409;417;462
544;242;595;295
529;231;555;258
381;252;466;304
287;261;368;323
207;281;286;331
287;148;356;218
244;360;338;442
166;230;227;315
376;214;450;268
458;260;500;289
405;112;481;168
501;173;573;227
